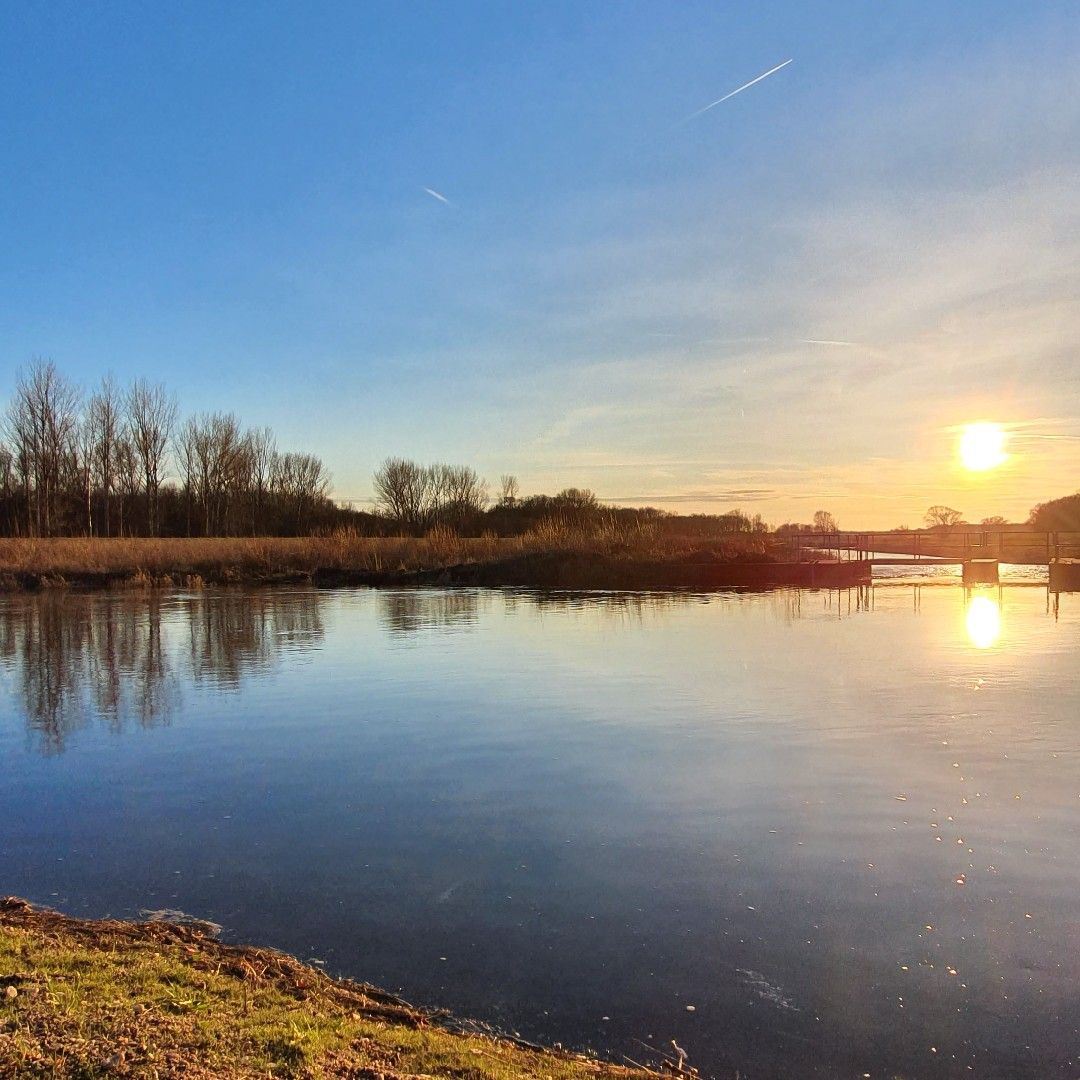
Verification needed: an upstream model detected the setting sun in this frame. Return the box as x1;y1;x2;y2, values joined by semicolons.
959;422;1008;471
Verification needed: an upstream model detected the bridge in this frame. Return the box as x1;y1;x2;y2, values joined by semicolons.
779;528;1080;588
782;527;1079;564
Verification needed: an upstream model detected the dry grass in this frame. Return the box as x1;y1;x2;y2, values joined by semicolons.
0;897;662;1080
0;524;772;585
0;535;512;578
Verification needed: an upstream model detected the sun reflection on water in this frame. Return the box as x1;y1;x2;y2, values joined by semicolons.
965;593;1001;649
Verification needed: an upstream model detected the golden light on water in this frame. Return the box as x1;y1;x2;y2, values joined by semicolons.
966;594;1001;649
959;422;1007;471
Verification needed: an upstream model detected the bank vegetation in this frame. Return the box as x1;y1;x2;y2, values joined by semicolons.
0;896;663;1080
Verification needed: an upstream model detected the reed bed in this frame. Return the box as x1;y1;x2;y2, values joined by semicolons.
0;521;770;583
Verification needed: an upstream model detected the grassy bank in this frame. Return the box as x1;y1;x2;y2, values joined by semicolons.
0;897;661;1080
0;530;777;591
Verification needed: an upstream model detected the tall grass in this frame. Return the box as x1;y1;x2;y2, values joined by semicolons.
0;520;769;579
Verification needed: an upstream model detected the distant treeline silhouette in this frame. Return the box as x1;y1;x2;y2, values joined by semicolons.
371;458;771;538
1029;492;1080;532
0;360;775;540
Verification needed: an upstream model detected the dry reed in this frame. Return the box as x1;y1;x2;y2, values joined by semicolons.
0;522;768;581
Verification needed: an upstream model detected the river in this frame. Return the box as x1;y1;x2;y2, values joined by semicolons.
0;577;1077;1078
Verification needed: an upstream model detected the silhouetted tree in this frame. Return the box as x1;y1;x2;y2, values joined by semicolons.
1029;492;1080;531
924;505;964;528
373;458;486;534
3;360;82;536
126;379;176;536
498;474;519;508
87;376;122;536
374;458;431;534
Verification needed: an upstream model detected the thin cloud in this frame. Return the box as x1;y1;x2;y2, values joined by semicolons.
606;489;776;504
422;187;451;205
680;59;793;123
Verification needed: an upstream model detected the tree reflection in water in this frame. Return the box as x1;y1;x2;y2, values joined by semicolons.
0;590;324;753
375;586;872;638
377;589;491;635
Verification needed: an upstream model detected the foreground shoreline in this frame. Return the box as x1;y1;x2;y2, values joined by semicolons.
0;896;662;1080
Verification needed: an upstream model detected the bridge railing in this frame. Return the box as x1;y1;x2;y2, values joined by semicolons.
781;529;1080;565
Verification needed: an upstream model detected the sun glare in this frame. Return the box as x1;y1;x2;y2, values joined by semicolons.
965;594;1001;650
959;423;1007;471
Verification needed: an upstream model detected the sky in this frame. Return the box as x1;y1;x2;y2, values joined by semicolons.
1;1;1078;528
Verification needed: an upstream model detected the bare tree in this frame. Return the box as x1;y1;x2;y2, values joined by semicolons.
498;474;519;507
373;458;434;534
0;443;14;534
114;436;140;537
435;464;488;530
373;458;488;534
247;426;276;534
174;412;245;535
87;376;122;536
273;451;330;533
174;415;200;536
924;505;963;528
3;360;81;535
77;414;95;535
202;413;245;535
126;379;176;536
4;378;37;534
813;510;839;532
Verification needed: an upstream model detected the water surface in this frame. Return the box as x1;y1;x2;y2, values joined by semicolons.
0;583;1077;1079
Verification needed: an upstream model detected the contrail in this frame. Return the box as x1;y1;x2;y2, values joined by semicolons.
422;187;451;205
681;58;793;123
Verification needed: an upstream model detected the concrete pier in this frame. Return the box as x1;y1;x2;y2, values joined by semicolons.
1049;559;1080;592
962;559;999;584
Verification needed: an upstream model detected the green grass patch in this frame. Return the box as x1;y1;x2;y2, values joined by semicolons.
0;898;659;1080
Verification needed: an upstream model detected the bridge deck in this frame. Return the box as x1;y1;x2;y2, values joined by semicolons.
785;528;1080;567
864;557;957;566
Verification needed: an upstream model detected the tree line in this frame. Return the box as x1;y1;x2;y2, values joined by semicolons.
922;503;1080;531
370;458;772;538
0;360;777;541
0;360;335;537
1028;493;1080;532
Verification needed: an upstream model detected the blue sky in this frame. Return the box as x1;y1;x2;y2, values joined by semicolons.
2;1;1078;526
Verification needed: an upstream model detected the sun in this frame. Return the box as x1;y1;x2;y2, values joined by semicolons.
959;423;1007;471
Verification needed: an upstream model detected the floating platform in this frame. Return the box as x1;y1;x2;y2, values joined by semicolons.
1049;558;1080;592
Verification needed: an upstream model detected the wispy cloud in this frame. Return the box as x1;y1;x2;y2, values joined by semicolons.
680;59;793;123
1014;433;1080;441
605;489;775;504
337;34;1079;527
422;187;451;205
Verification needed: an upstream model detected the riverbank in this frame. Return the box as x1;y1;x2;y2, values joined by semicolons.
0;536;868;592
0;896;661;1080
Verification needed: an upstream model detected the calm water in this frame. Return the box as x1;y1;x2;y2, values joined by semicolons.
0;582;1077;1079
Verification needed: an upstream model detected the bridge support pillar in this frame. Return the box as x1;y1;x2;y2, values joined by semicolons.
963;559;999;584
1050;559;1080;592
